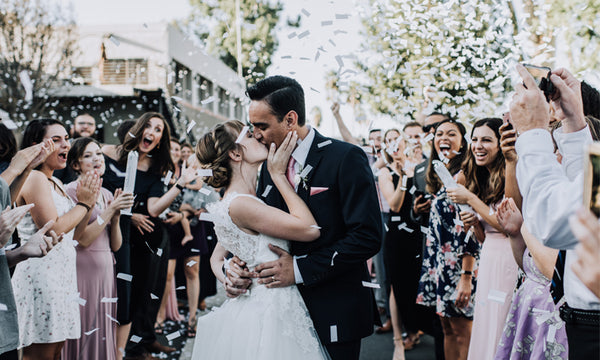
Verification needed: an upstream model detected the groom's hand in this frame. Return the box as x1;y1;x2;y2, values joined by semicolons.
255;244;295;288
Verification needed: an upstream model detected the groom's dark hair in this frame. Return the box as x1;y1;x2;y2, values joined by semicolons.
246;76;306;126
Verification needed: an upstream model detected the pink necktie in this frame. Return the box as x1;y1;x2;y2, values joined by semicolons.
286;157;296;188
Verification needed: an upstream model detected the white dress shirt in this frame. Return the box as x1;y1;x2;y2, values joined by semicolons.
290;126;315;284
516;125;600;309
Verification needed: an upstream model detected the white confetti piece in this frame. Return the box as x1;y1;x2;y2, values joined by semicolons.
130;335;142;343
4;243;17;251
72;240;79;247
235;126;249;143
335;13;350;19
197;169;213;177
19;70;33;102
101;297;118;303
398;223;414;233
362;281;381;289
287;32;297;39
321;20;333;26
116;273;133;282
297;30;310;39
301;8;310;16
409;186;417;195
335;55;344;68
201;96;215;105
156;248;163;257
454;218;464;227
176;286;186;291
310;87;320;93
127;132;135;138
423;133;434;143
199;212;216;222
0;303;7;311
488;207;495;216
391;216;401;222
108;35;120;46
452;150;461;155
384;223;389;232
97;216;105;225
330;251;338;266
333;30;347;35
416;167;425;173
402;175;408;188
191;248;200;253
199;187;211;196
318;140;332;148
186;121;196;134
2;119;17;130
261;185;273;197
163;171;173;186
150;293;159;300
420;226;429;233
85;328;99;336
106;314;120;324
187;260;198;267
488;289;507;304
330;325;338;343
109;163;126;178
299;165;313;178
166;331;181;341
310;224;321;229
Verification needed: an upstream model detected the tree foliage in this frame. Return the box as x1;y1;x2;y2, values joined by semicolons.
0;0;77;124
188;0;288;84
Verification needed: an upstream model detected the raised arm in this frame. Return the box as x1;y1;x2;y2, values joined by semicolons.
331;102;360;145
378;167;406;213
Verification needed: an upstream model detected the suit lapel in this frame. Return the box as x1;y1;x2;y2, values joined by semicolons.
297;131;327;201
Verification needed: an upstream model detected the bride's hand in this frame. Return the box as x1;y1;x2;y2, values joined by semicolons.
267;131;298;178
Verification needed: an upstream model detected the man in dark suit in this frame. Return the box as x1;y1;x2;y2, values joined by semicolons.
227;76;382;359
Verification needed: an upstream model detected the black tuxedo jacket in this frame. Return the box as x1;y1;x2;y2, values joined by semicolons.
257;130;382;344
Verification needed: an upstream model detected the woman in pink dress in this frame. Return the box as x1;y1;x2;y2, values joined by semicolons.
62;137;134;360
447;118;519;359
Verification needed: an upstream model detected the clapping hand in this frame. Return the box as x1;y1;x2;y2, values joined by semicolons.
0;204;35;248
19;220;64;258
76;171;102;209
569;207;600;298
267;131;298;178
496;198;523;238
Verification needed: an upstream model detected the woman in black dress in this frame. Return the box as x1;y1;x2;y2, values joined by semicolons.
102;112;196;359
378;128;426;359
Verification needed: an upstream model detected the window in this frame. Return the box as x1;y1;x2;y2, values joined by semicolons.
72;66;93;85
174;61;192;102
196;75;214;111
234;98;243;120
218;87;230;117
101;59;148;85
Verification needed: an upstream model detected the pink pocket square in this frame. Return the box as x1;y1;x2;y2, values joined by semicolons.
310;187;329;196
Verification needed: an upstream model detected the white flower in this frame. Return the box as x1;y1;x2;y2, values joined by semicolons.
294;174;302;186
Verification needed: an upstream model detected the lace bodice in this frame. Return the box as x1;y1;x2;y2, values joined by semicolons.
207;193;290;269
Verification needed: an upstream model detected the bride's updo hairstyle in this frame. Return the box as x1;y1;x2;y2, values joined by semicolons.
196;120;245;188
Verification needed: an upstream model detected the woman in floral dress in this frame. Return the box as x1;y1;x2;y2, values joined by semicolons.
416;119;480;360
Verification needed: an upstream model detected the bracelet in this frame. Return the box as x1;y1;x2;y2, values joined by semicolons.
175;183;185;191
460;270;473;276
76;202;91;212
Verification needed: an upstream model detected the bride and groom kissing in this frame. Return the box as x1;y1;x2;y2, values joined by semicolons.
191;76;383;360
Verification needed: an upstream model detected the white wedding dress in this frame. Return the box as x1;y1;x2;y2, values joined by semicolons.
192;193;329;360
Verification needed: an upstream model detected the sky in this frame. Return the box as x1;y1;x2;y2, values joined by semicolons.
69;0;389;139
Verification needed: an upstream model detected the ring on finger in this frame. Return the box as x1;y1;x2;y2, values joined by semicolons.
272;276;276;282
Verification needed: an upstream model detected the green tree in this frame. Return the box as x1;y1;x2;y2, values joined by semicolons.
188;0;292;84
0;0;77;125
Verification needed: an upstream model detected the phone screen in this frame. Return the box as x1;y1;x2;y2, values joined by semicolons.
584;143;600;217
523;64;551;87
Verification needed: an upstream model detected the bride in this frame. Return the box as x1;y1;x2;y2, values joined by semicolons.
191;120;329;359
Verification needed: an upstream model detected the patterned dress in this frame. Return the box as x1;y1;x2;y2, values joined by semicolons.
416;187;480;318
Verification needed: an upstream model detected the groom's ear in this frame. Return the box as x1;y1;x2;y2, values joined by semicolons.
284;111;298;129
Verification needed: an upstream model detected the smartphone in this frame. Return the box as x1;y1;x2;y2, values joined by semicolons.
584;142;600;217
522;63;555;101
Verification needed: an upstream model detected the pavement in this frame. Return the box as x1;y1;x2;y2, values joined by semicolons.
152;284;436;360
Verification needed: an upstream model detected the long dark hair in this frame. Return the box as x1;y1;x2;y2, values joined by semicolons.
116;112;174;176
461;118;505;205
0;124;17;163
425;119;468;194
21;118;66;149
67;137;101;174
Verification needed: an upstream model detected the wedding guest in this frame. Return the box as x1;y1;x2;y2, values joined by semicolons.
569;207;600;298
416;119;478;360
102;112;195;359
509;65;599;359
70;113;97;139
446;118;520;359
12;119;101;360
62;137;134;360
181;142;194;163
378;128;423;359
494;198;568;359
116;120;136;145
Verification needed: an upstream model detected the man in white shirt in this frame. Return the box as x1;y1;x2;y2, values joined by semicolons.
510;64;600;359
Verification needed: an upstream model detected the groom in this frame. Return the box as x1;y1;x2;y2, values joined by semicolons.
228;75;382;359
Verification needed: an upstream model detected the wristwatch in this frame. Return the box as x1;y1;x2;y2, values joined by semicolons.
460;270;473;276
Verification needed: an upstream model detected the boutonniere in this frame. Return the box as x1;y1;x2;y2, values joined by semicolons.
294;164;313;190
